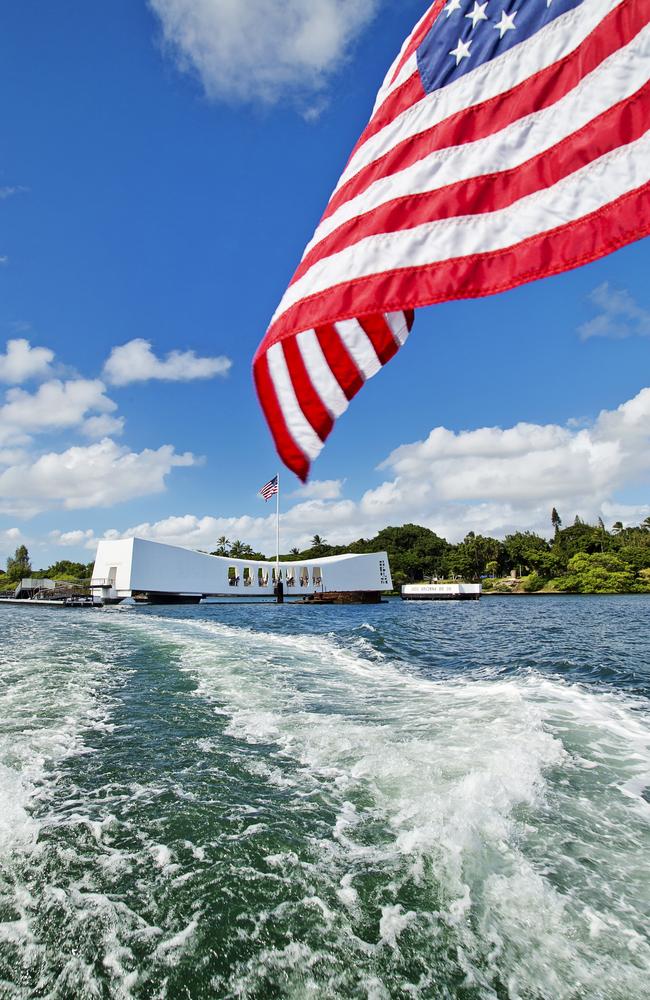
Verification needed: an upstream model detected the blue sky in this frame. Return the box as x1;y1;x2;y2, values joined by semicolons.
1;0;649;567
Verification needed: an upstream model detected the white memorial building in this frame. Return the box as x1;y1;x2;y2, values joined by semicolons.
91;537;393;604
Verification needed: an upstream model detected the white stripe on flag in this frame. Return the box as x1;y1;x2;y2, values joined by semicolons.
306;25;650;255
296;330;350;419
266;342;325;460
335;319;382;380
386;312;411;347
275;129;650;318
336;0;625;192
371;3;433;115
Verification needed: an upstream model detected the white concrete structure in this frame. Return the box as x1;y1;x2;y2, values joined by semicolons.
91;537;393;602
402;583;482;601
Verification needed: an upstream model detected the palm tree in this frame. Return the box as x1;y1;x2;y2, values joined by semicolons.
212;535;231;556
641;517;650;532
290;547;300;556
311;534;327;549
230;540;253;558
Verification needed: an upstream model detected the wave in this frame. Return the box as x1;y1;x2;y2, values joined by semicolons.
106;612;650;999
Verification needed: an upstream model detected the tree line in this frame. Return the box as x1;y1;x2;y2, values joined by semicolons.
207;513;650;593
4;510;650;594
0;547;94;589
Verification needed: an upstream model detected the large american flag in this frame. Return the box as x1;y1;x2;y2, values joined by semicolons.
254;0;650;481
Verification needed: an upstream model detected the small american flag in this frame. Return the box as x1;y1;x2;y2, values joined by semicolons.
254;0;650;481
258;475;279;502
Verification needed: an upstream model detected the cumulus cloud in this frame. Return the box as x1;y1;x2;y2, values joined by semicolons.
291;478;344;500
82;414;126;439
49;529;96;548
0;379;118;446
104;338;232;386
579;283;650;340
358;386;650;535
149;0;380;106
81;499;360;556
0;527;26;563
0;339;55;384
0;439;198;517
72;385;650;557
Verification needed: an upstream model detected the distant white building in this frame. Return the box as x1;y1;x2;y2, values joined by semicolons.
91;537;393;603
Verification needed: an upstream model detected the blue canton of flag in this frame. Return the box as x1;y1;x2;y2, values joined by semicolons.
419;0;586;93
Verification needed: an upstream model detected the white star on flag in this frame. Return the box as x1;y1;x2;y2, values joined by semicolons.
466;1;489;28
449;36;472;64
494;9;517;38
445;0;462;15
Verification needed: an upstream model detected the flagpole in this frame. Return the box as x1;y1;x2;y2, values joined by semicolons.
276;472;280;574
275;472;284;604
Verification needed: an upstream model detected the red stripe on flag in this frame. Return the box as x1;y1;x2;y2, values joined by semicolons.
387;2;443;88
353;72;426;155
281;336;333;440
358;315;400;365
326;0;646;220
291;80;650;285
253;352;310;482
265;182;650;348
315;325;365;399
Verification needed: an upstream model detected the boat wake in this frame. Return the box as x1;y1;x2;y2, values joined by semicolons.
0;607;648;998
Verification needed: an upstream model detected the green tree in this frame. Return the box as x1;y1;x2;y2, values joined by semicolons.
445;533;504;581
368;524;448;582
311;535;328;549
552;552;636;594
6;545;31;582
503;531;550;575
552;521;604;563
551;507;562;534
212;536;231;556
46;560;92;580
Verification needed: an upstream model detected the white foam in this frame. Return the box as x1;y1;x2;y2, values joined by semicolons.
113;612;650;997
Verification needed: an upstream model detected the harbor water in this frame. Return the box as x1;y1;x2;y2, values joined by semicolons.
0;596;649;999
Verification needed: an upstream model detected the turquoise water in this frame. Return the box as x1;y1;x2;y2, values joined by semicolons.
0;597;649;999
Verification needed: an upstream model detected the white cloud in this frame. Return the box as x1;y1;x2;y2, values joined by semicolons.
82;414;126;439
0;339;55;384
358;386;650;536
49;529;96;548
66;385;650;557
0;448;28;467
0;379;118;446
103;338;232;386
149;0;380;106
0;438;198;517
579;283;650;340
291;478;344;500
0;528;27;567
